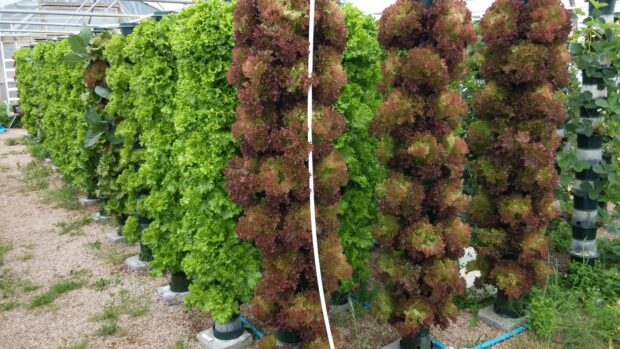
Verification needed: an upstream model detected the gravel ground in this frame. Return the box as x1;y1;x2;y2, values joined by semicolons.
0;128;544;349
0;129;208;349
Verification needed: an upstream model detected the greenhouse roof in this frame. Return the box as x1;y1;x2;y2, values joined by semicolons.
0;0;186;39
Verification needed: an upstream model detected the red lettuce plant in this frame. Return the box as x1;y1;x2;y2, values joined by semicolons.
468;0;570;303
370;0;476;339
226;0;352;347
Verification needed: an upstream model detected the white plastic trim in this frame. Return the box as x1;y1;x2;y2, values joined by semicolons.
576;147;603;163
306;0;335;348
581;84;607;98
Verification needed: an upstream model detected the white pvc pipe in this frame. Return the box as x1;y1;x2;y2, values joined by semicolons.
306;0;335;348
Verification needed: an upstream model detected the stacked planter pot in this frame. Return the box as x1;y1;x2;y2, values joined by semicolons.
569;0;617;264
370;0;476;347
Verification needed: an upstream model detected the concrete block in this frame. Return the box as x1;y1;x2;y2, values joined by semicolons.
91;212;110;223
106;228;125;244
477;305;526;332
79;197;99;207
156;285;188;305
382;338;401;349
125;255;149;272
196;328;252;349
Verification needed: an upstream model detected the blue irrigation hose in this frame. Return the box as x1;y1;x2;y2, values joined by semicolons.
240;315;264;339
0;126;6;133
350;293;448;349
604;224;620;232
469;325;528;349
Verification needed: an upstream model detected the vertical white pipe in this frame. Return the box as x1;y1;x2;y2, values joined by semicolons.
306;0;335;348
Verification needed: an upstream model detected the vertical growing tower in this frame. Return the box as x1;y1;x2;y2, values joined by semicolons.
468;0;571;315
371;0;475;346
226;0;352;347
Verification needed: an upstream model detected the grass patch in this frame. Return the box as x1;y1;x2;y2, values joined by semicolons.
60;338;89;349
0;164;10;172
0;300;18;312
43;183;81;210
91;278;111;291
20;160;52;191
92;244;132;266
91;290;149;337
0;240;12;265
4;138;21;146
56;215;91;236
19;252;33;262
21;136;48;160
175;339;191;349
0;268;40;298
28;280;85;309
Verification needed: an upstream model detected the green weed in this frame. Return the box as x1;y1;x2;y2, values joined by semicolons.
28;280;85;309
4;138;20;146
56;215;91;236
21;136;48;160
0;301;18;312
91;290;149;337
0;240;12;265
43;183;81;210
60;338;89;349
20;160;52;191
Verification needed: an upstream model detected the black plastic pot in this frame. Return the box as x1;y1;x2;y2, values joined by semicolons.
119;22;138;35
400;328;432;349
137;215;152;226
152;11;173;21
579;106;602;118
276;329;300;347
581;74;606;89
331;291;349;306
589;0;616;15
118;214;128;226
415;0;433;5
139;242;153;262
494;291;525;318
576;168;599;183
574;193;598;211
577;134;603;149
92;27;107;34
170;271;190;293
213;315;243;340
132;141;142;150
571;223;597;241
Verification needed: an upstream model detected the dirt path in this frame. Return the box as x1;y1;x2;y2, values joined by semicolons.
0;129;543;349
0;129;209;349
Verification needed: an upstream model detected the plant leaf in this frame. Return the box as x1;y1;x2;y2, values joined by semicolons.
94;86;111;99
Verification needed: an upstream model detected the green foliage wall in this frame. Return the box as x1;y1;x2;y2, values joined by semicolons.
335;4;385;292
15;0;261;325
16;41;95;193
171;0;261;323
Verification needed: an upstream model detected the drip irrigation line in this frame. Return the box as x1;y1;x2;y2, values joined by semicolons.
469;326;528;349
240;316;264;339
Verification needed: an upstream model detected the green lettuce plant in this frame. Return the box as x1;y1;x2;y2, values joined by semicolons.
167;0;261;323
334;3;385;294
